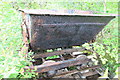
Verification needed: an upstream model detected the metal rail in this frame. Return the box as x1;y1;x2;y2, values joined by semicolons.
24;58;90;73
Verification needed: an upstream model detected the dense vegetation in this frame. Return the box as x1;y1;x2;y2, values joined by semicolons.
0;1;119;79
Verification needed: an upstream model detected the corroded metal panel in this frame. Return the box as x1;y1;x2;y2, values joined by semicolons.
29;15;114;52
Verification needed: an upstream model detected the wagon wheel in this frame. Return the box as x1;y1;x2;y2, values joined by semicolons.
73;63;100;80
86;74;99;80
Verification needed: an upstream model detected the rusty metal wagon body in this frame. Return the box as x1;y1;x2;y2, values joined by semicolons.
20;9;115;79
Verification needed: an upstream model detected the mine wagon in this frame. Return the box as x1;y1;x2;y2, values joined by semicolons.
19;9;116;80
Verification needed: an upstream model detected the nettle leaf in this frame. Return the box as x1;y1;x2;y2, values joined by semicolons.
8;67;24;78
82;43;91;49
0;74;3;79
9;73;19;78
